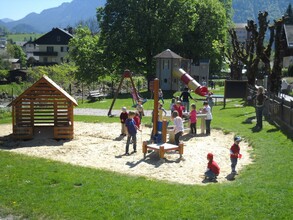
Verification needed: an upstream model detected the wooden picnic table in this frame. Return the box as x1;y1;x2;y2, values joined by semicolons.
142;142;184;159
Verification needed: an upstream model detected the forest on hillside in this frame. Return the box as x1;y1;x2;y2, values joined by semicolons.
233;0;293;23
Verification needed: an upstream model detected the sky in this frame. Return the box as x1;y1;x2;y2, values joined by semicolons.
0;0;73;20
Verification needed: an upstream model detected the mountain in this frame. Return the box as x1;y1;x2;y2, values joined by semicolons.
4;0;106;33
233;0;293;23
4;0;293;34
0;18;14;23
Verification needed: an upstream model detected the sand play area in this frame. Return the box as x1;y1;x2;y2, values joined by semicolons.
0;122;253;185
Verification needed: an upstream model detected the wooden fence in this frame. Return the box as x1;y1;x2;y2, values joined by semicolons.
247;85;293;135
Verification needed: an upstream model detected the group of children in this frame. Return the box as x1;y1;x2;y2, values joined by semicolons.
119;88;243;182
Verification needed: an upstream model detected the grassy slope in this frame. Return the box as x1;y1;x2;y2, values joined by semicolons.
0;100;292;219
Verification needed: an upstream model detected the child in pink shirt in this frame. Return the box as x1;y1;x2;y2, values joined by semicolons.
189;103;197;135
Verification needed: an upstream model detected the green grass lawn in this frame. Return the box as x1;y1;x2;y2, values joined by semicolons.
0;99;292;219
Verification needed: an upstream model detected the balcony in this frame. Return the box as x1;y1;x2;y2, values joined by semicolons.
33;51;58;56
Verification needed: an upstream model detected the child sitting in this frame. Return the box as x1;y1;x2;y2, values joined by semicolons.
204;153;220;182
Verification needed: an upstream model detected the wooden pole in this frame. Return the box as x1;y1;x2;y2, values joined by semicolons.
152;78;159;136
162;119;167;143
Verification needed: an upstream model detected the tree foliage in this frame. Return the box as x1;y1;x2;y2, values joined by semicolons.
97;0;228;79
178;0;227;73
98;0;187;79
6;43;27;68
69;27;104;85
26;63;77;92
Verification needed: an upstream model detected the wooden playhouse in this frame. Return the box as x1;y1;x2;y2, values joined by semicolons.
8;75;78;139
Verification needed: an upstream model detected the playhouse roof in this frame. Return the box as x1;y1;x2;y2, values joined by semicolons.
154;49;182;59
8;75;78;107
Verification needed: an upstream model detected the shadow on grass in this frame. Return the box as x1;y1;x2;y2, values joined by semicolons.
225;173;236;181
242;116;256;124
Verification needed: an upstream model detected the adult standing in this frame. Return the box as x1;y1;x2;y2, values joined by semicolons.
180;88;194;112
253;86;267;130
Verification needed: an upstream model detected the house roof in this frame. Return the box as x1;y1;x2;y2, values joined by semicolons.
284;25;293;48
8;75;78;107
154;49;182;59
33;27;73;45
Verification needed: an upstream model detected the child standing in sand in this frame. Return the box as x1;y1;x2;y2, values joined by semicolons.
136;100;145;121
172;110;184;145
125;111;139;155
202;101;212;135
230;136;242;174
189;103;197;135
133;111;141;130
119;107;128;136
204;153;220;182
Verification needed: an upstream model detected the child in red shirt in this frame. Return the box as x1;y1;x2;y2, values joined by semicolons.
173;101;185;118
133;111;141;130
230;136;242;174
189;103;197;135
204;153;220;182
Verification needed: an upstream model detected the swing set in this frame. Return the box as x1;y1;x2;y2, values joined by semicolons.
107;69;147;117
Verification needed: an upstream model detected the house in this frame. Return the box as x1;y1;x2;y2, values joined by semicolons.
23;40;39;61
233;23;250;44
283;24;293;68
3;58;21;70
8;75;78;139
33;27;73;65
154;49;210;90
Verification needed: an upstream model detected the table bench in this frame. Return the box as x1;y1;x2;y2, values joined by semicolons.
142;142;184;159
88;90;106;101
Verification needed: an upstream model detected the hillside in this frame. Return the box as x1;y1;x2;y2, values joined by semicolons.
3;0;293;33
233;0;293;23
4;0;106;33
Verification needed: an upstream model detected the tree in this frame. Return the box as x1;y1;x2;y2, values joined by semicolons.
6;43;27;68
178;0;227;73
98;0;229;80
68;27;104;85
229;11;273;85
97;0;187;80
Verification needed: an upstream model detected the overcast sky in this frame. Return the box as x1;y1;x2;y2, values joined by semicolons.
0;0;73;20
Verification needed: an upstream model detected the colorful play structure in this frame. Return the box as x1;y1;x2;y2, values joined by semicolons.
142;78;185;160
107;69;147;116
173;68;209;96
142;64;209;159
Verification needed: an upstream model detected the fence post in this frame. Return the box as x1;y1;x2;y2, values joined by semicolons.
290;100;293;126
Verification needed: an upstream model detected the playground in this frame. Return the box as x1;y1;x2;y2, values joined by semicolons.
0;121;252;185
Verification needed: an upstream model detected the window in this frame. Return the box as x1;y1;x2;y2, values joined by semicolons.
57;36;61;42
61;57;64;63
47;46;54;52
61;46;64;52
164;79;167;83
67;47;69;52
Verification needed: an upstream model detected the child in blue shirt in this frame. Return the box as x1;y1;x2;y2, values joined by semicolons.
125;111;139;155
